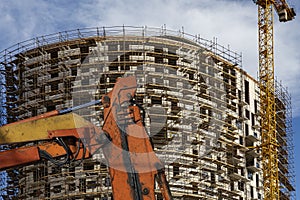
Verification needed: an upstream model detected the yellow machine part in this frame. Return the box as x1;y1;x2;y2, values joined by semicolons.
0;112;93;145
256;0;295;199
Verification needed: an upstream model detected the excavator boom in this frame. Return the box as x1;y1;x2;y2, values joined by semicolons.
0;76;172;200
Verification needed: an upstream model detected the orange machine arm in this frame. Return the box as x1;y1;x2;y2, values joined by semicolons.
0;76;172;200
0;114;106;170
101;76;172;200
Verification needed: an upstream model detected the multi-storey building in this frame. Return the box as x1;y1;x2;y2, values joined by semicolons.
0;26;295;199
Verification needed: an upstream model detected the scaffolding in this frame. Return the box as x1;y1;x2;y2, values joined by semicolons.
0;26;294;200
0;56;8;199
275;78;296;200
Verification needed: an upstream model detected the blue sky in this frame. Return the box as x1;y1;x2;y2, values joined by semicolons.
0;0;299;197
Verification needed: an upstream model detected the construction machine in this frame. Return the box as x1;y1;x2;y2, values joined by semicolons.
253;0;296;199
0;76;173;200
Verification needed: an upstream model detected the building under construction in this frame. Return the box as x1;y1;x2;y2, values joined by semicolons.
0;26;295;199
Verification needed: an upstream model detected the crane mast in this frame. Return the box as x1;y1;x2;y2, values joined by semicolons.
258;2;278;199
254;0;295;199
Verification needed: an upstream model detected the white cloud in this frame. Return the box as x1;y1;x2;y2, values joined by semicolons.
0;0;86;46
0;0;299;116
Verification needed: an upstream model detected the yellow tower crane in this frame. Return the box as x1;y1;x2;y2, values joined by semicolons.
253;0;295;199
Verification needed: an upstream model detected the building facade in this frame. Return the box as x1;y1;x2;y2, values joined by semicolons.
0;26;295;199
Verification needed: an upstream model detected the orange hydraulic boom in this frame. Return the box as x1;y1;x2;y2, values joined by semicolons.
0;76;172;200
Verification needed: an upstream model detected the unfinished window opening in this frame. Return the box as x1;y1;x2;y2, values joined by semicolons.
51;72;59;78
248;171;253;180
69;183;76;191
47;105;56;112
51;166;61;175
241;168;245;176
31;108;37;117
244;80;250;104
84;163;94;171
51;83;58;91
79;178;86;193
151;96;162;104
80;46;89;54
173;166;180;177
254;99;258;114
108;63;118;71
230;181;234;191
154;48;164;64
251;113;255;126
45;183;50;198
250;186;254;198
238;89;242;100
238;181;245;191
256;174;259;187
245;109;250;119
238;105;242;117
211;172;216;184
120;65;130;71
239;136;244;145
87;180;97;189
157;194;163;200
71;68;77;76
245;123;249;136
33;167;45;182
168;58;177;66
53;185;62;193
50;51;58;59
104;176;111;187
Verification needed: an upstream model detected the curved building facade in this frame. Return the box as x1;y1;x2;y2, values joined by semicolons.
0;26;295;199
